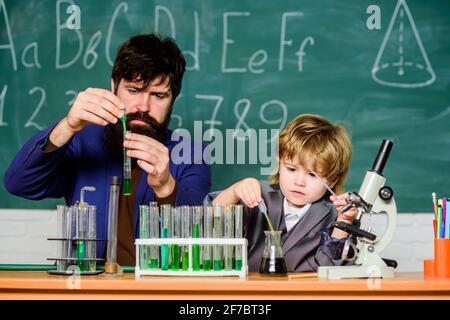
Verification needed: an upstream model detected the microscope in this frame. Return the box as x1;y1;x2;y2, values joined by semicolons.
317;139;397;280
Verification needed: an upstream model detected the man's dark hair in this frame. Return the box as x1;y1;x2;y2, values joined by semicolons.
111;34;186;99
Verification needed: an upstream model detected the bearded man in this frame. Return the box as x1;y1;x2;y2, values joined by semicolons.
4;34;211;265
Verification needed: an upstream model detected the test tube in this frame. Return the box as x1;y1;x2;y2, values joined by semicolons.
66;206;75;268
139;205;149;270
123;130;132;196
171;207;181;271
105;176;120;273
76;204;89;272
234;205;244;270
56;205;68;272
87;205;97;272
180;206;191;270
213;205;223;271
192;206;203;271
203;205;214;271
224;205;235;270
160;204;172;270
149;204;159;269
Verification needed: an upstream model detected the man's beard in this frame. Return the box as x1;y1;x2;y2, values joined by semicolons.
103;110;171;164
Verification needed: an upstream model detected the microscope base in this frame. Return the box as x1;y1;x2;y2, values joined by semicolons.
317;264;395;280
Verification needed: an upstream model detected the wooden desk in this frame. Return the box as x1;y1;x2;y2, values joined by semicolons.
0;271;449;299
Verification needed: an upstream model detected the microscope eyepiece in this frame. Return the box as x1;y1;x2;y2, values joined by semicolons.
371;139;393;175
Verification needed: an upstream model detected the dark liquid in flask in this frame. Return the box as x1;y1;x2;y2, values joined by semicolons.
259;257;287;276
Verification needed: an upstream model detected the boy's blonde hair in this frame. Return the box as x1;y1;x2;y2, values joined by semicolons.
270;114;352;195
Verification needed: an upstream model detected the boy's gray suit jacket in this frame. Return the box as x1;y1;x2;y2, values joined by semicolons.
204;180;348;272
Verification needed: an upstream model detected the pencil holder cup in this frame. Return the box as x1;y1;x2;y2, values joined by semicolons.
434;238;450;278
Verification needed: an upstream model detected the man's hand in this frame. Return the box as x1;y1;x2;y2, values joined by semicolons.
46;88;124;150
66;88;124;133
124;132;175;198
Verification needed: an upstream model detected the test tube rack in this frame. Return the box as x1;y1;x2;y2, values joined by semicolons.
47;238;105;275
135;238;248;279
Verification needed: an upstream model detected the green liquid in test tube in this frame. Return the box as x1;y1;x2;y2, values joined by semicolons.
171;207;181;271
180;206;191;271
203;259;211;271
148;203;160;269
192;223;200;271
213;205;223;271
171;244;180;270
121;115;131;196
139;205;149;270
76;240;86;271
160;205;171;270
161;227;169;270
234;205;243;271
203;206;214;271
150;259;159;269
192;206;203;271
182;251;189;271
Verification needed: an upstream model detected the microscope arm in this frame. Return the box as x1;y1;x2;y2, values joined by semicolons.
371;195;397;253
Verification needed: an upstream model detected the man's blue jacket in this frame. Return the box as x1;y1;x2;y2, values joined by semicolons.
4;122;211;258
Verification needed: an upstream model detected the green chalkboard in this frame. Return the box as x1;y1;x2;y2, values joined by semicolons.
0;0;449;212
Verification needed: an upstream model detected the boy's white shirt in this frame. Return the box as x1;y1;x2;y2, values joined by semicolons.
283;198;311;232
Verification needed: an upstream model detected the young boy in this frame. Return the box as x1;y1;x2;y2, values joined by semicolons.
205;114;356;272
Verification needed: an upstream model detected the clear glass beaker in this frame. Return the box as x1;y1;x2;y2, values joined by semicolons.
259;231;287;276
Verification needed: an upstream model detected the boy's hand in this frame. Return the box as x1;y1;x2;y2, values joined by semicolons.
330;193;358;224
232;178;262;208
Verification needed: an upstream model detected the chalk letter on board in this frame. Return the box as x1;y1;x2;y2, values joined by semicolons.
260;100;287;137
155;5;176;39
221;12;250;73
183;11;200;71
56;0;83;69
106;2;128;67
366;5;381;30
0;0;17;71
25;87;46;131
233;99;252;141
296;36;314;72
22;42;41;69
84;31;102;69
0;85;7;126
248;49;268;74
196;94;223;136
279;12;304;71
21;42;42;69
